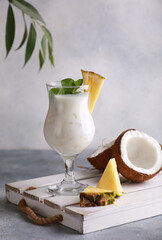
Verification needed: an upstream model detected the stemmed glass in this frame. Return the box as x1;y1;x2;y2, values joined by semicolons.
44;82;95;195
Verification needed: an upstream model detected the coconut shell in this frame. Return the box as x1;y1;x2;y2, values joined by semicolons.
87;130;135;171
112;129;162;182
87;144;113;171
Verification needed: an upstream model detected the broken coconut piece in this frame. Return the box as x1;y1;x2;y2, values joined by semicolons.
88;129;162;182
80;186;115;207
97;158;123;196
87;140;115;171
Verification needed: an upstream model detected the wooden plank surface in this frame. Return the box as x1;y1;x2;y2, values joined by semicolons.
82;199;162;234
6;169;101;193
65;185;162;218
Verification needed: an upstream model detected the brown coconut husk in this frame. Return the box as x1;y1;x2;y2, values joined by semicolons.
87;129;135;171
87;142;114;171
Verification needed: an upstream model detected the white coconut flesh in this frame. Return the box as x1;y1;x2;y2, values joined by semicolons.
120;130;162;175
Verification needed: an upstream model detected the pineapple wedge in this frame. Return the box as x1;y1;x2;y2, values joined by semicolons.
97;158;123;197
80;186;115;207
81;69;105;113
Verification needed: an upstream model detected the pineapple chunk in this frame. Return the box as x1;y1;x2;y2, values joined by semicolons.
80;186;115;207
81;69;105;113
97;158;123;197
82;186;112;193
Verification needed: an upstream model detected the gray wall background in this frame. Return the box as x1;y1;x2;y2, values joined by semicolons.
0;0;161;150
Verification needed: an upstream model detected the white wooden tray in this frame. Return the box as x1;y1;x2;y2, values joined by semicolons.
5;169;162;234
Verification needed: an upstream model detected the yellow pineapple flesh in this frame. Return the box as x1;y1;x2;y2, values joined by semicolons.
80;186;115;207
81;69;105;113
97;158;123;197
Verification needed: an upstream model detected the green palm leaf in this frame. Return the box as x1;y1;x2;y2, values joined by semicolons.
24;22;36;66
39;35;46;70
40;25;54;66
48;41;54;66
41;26;53;46
5;4;15;57
10;0;45;24
16;13;27;50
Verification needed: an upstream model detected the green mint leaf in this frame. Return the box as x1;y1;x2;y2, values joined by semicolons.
10;0;45;24
50;77;83;95
61;78;76;94
72;79;83;94
72;78;83;93
65;89;74;94
75;79;83;86
72;88;78;93
73;91;81;94
5;4;15;57
23;22;36;66
61;78;75;87
49;88;65;95
39;35;46;70
16;13;27;50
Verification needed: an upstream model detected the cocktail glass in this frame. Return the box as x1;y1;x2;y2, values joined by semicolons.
44;82;95;195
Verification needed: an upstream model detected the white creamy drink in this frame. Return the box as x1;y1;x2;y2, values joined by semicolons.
44;72;104;195
44;92;95;156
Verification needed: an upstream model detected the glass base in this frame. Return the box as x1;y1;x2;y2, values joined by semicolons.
48;180;87;196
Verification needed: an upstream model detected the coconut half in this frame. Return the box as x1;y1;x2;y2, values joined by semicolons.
88;129;162;182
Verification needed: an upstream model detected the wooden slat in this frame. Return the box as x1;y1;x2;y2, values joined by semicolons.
6;169;101;193
44;196;80;210
122;174;162;193
82;199;162;234
65;185;162;220
43;177;100;210
23;186;50;202
22;177;100;203
22;175;125;205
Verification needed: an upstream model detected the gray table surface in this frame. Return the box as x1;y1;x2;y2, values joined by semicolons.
0;150;162;240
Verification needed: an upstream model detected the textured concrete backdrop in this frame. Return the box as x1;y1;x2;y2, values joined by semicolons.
0;0;162;150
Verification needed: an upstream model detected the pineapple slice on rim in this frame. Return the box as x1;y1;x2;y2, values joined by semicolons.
81;69;105;113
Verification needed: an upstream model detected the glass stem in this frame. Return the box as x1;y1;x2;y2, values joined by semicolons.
62;155;77;183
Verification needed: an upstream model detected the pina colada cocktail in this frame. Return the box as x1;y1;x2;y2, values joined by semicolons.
44;72;105;195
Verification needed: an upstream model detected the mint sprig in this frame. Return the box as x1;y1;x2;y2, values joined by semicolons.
49;78;83;95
